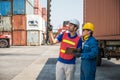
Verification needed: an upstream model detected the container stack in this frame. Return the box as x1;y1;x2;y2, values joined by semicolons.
12;15;27;46
0;0;12;45
42;8;47;22
12;0;35;46
26;0;44;46
0;0;45;46
42;8;47;34
34;0;42;16
41;8;47;44
26;15;43;46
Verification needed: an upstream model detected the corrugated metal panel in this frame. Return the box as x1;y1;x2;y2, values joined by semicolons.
26;15;42;30
34;8;42;16
42;8;47;15
26;0;34;15
94;35;120;40
34;0;42;16
84;0;120;40
42;15;47;21
13;30;27;46
27;30;42;46
13;0;25;15
13;0;34;15
42;19;46;33
42;8;47;21
0;1;11;16
12;15;26;30
34;0;38;8
0;16;12;31
27;0;34;6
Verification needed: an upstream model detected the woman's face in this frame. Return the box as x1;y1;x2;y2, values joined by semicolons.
82;29;91;36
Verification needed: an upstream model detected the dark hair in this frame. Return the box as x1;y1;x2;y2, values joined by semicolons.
70;23;78;31
74;25;78;29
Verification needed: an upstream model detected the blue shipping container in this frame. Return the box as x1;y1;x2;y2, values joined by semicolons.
13;0;34;15
13;0;25;15
0;1;11;16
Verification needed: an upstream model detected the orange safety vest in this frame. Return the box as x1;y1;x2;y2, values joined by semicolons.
59;32;80;60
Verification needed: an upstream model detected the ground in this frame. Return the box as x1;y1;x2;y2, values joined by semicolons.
0;45;120;80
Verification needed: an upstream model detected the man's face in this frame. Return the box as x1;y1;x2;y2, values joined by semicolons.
68;23;76;32
82;29;91;36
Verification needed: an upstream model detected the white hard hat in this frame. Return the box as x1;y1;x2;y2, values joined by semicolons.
69;19;80;27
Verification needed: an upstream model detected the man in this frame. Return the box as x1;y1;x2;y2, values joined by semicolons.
80;22;98;80
49;19;82;80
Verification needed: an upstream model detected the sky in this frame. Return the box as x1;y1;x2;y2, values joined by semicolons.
40;0;83;33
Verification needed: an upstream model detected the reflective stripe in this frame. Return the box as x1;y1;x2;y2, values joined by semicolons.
60;49;65;53
63;39;75;45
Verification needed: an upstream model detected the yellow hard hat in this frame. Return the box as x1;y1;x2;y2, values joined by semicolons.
83;22;94;32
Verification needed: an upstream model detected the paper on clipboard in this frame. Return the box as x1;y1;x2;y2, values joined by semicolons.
65;47;76;54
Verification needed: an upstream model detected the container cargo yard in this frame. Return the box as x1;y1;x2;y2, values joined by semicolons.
84;0;120;66
0;0;120;80
0;0;47;47
0;0;120;62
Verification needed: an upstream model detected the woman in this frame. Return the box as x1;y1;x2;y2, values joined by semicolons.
80;22;98;80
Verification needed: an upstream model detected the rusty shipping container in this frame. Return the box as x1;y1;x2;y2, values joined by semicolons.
42;8;47;15
34;8;42;16
34;0;42;9
27;30;43;46
34;0;42;16
12;15;26;30
42;8;47;21
13;30;27;46
84;0;120;40
0;16;12;31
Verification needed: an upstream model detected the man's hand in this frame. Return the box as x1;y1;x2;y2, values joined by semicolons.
65;47;75;54
65;47;82;58
48;25;53;31
73;48;82;58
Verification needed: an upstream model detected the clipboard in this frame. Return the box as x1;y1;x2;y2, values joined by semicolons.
65;47;77;54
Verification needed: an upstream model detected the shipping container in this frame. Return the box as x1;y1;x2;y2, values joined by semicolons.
34;0;42;9
0;0;35;15
34;0;42;16
28;0;34;6
0;16;12;31
42;8;47;15
42;15;47;21
84;0;120;66
42;19;46;33
0;0;11;16
13;30;27;46
84;0;120;40
26;15;42;30
42;8;47;21
13;0;34;15
26;0;34;15
27;30;43;46
34;0;38;8
12;15;26;30
34;8;42;16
